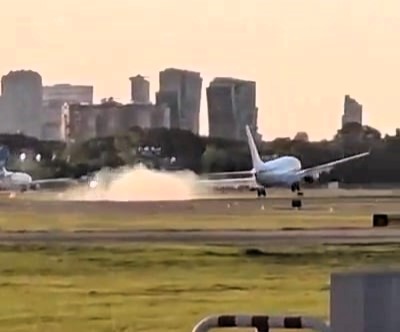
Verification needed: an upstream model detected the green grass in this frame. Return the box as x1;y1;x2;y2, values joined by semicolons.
1;243;400;331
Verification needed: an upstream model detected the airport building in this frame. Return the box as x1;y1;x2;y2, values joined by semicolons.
206;77;260;141
341;94;362;127
156;68;202;134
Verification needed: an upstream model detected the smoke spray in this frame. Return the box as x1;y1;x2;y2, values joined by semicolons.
59;164;211;201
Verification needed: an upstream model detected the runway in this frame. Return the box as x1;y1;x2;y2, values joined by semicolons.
0;190;399;246
0;228;400;246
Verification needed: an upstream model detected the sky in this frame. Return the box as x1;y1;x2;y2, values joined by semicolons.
1;0;400;140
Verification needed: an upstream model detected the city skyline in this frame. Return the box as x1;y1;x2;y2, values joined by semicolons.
1;0;400;139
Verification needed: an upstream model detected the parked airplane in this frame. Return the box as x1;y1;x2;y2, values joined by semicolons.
0;146;76;192
202;126;370;197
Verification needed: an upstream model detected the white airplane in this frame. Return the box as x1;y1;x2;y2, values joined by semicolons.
202;125;370;197
0;146;76;192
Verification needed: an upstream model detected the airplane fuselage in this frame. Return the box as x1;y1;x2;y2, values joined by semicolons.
254;156;302;188
0;170;33;191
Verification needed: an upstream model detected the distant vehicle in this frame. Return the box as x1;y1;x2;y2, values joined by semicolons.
0;146;76;192
202;125;370;198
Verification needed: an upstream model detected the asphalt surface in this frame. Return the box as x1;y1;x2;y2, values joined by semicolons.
1;228;400;246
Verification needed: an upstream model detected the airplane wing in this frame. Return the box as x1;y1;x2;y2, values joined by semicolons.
296;151;370;178
203;170;254;177
31;178;79;188
198;176;259;189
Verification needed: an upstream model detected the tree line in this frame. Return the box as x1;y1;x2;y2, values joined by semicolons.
0;122;399;184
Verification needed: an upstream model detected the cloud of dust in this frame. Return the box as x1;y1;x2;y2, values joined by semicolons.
59;164;211;201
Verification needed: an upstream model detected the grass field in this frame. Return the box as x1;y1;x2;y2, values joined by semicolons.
1;243;400;332
0;210;370;231
0;195;398;231
0;191;398;330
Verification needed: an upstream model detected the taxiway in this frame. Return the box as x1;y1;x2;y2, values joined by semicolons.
0;228;399;246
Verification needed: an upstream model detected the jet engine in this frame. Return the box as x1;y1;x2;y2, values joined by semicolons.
303;173;320;184
303;176;314;184
29;183;40;190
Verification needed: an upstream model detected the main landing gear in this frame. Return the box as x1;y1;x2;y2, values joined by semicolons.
256;188;266;197
291;182;303;208
253;183;304;208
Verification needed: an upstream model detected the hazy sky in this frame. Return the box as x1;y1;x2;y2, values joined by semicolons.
1;0;400;140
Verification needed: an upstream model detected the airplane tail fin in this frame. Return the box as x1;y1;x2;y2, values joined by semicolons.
0;146;10;170
245;125;264;171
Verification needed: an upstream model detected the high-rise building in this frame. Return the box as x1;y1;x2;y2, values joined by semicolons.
0;96;4;131
41;84;93;141
342;94;362;127
41;101;69;141
207;77;259;141
156;90;180;128
129;75;150;103
0;70;43;138
157;68;202;134
43;84;93;104
68;102;170;143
